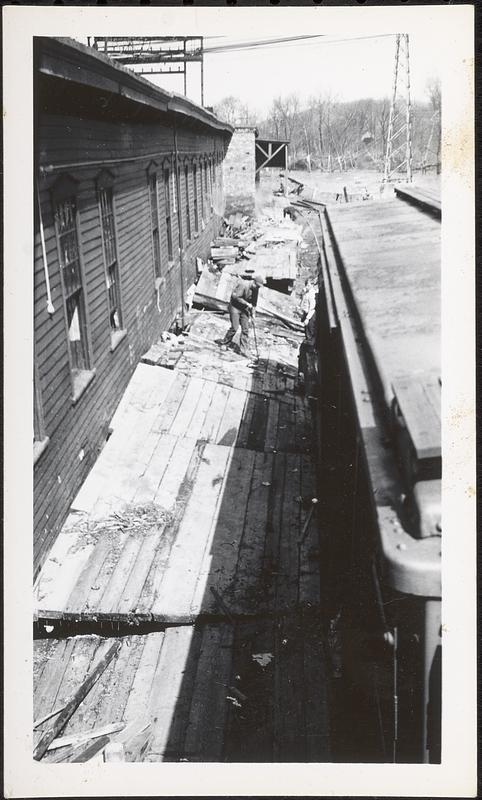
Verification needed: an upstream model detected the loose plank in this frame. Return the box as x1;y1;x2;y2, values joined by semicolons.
122;633;165;726
34;638;77;723
215;386;247;448
145;626;200;761
299;454;320;607
262;453;287;614
223;617;276;762
301;608;332;761
183;624;234;761
152;443;231;620
195;447;256;615
231;452;273;616
276;453;302;611
272;614;306;761
169;377;206;437
34;640;121;760
132;432;178;505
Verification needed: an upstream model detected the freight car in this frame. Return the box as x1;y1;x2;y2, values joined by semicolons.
315;186;441;763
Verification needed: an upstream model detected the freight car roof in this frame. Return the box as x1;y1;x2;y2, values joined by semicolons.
325;196;441;410
36;37;234;136
321;195;441;596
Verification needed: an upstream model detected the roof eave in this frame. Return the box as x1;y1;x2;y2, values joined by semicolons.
37;37;234;135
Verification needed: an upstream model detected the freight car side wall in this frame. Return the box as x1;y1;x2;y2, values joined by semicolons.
34;112;229;574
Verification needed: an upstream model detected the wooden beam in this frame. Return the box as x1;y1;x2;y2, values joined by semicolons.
255;142;288;174
47;722;126;751
269;142;287;161
33;640;122;761
255;142;270;161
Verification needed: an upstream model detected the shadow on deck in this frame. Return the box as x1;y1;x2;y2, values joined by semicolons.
33;311;332;762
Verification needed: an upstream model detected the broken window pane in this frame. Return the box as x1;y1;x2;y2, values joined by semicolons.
54;194;90;373
148;174;162;278
99;186;122;331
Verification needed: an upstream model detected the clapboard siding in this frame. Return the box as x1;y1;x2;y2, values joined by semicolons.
34;101;230;574
39;115;178;166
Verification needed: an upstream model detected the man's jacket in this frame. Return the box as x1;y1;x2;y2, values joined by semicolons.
230;279;259;312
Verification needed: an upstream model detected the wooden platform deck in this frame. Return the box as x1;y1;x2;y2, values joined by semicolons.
394;184;441;217
34;608;330;762
34;311;318;625
33;296;330;762
142;311;303;393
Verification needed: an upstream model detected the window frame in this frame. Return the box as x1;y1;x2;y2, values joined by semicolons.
51;174;95;402
184;162;191;241
96;169;126;350
172;167;178;216
163;163;174;262
204;159;209;219
147;161;163;280
193;161;199;235
199;159;205;222
208;157;213;211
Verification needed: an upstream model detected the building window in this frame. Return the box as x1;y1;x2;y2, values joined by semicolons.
208;159;213;210
97;177;122;335
52;176;92;392
172;169;177;215
184;164;191;240
163;168;173;260
148;172;162;278
193;164;199;234
203;161;208;219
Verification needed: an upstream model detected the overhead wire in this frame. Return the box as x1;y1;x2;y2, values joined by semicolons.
202;34;325;53
203;33;396;55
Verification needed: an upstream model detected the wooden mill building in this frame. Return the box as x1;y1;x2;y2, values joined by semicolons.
33;37;233;574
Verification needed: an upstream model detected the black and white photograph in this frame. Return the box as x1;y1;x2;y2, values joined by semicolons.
3;4;476;797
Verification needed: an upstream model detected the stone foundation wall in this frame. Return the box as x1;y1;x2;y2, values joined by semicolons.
223;127;256;216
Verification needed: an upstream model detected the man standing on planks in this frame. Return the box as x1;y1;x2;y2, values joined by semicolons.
220;273;265;357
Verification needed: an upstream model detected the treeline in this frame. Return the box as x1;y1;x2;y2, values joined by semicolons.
214;82;441;172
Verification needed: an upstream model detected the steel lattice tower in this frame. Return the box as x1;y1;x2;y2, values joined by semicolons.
383;34;413;183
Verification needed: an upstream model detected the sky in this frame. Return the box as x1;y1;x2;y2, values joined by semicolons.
124;32;442;116
76;27;442;118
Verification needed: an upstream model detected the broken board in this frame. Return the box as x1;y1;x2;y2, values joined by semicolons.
34;612;330;762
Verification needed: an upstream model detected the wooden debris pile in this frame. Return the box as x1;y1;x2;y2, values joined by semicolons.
224;211;253;237
141;201;309;373
65;503;174;550
142;331;186;369
191;207;305;324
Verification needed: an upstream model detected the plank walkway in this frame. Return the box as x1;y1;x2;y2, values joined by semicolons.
33;291;330;760
35;308;317;624
143;310;303;394
34;608;330;762
394;184;441;217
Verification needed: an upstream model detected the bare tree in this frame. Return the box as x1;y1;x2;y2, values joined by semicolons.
256;89;438;173
213;96;257;126
425;77;441;168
